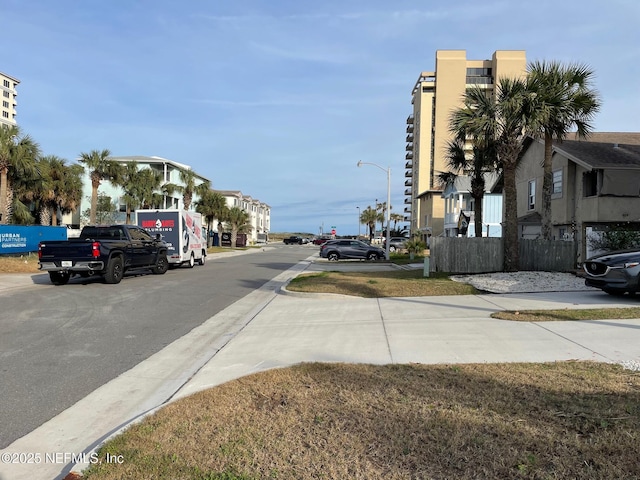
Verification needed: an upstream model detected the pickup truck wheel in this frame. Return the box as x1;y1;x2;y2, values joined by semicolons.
49;271;70;285
104;256;124;284
153;254;169;275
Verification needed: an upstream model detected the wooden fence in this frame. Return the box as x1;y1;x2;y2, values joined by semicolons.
430;237;576;274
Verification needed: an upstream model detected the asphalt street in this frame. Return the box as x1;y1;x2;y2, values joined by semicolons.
1;245;639;480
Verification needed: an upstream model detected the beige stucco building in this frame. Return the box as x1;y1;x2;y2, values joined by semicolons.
406;50;527;241
517;134;640;262
1;72;20;127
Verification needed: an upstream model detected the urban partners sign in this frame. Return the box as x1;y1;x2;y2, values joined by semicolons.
0;226;68;254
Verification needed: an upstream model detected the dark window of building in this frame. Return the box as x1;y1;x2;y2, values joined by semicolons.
466;67;493;84
583;171;598;197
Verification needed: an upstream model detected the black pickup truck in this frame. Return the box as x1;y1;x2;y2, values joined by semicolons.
283;236;303;245
38;224;169;285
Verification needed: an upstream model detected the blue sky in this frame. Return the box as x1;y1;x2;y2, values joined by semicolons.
3;0;639;236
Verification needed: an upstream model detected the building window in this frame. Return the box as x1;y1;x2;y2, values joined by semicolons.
2;91;8;98
466;67;493;85
552;169;562;195
3;80;9;88
2;101;8;108
528;180;536;210
2;111;8;118
583;171;598;197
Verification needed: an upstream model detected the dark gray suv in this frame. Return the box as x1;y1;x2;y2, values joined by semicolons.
319;240;384;261
384;237;409;252
583;249;640;295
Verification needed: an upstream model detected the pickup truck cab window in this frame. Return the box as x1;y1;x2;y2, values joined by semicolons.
129;227;153;242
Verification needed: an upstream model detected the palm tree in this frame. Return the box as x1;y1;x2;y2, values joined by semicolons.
58;163;85;223
176;168;211;211
376;201;391;235
10;156;48;225
438;127;498;238
195;190;228;244
78;149;122;224
118;162;141;223
32;156;84;226
451;79;529;271
360;206;378;242
36;155;67;225
0;125;40;224
118;163;163;221
390;212;404;232
225;206;251;247
525;61;600;240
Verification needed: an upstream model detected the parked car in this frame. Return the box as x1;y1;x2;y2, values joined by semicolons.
283;236;303;245
312;236;333;245
38;224;169;285
320;239;385;261
583;249;640;295
383;236;409;252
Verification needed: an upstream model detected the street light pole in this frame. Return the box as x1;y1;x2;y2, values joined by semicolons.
356;206;361;239
357;160;391;261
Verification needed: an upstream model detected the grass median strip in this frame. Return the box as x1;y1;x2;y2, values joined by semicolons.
82;362;640;480
492;307;640;322
287;270;478;297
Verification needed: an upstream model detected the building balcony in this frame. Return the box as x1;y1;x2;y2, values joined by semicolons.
405;170;412;178
406;125;414;134
404;188;412;196
404;197;411;205
406;143;413;151
404;206;412;214
407;114;414;124
405;161;412;169
406;134;414;143
405;152;413;160
404;179;412;187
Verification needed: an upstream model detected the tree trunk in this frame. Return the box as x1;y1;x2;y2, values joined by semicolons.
231;228;238;248
540;132;554;240
499;136;523;273
90;182;99;225
473;194;483;238
471;177;485;238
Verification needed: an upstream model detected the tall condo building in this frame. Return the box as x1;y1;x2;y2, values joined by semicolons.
405;50;526;240
0;72;20;127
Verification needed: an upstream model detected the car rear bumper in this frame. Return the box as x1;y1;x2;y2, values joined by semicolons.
39;261;105;272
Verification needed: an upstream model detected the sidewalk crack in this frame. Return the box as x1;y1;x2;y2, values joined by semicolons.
377;298;394;363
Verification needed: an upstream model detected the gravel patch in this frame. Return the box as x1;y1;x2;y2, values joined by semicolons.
620;360;640;372
450;271;597;294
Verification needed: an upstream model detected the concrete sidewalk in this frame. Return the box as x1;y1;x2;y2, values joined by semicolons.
2;254;640;480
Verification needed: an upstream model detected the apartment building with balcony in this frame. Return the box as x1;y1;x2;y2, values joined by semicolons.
62;155;211;226
213;189;271;244
1;72;20;127
405;50;526;241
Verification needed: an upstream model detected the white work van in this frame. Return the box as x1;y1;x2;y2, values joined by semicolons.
135;209;206;267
